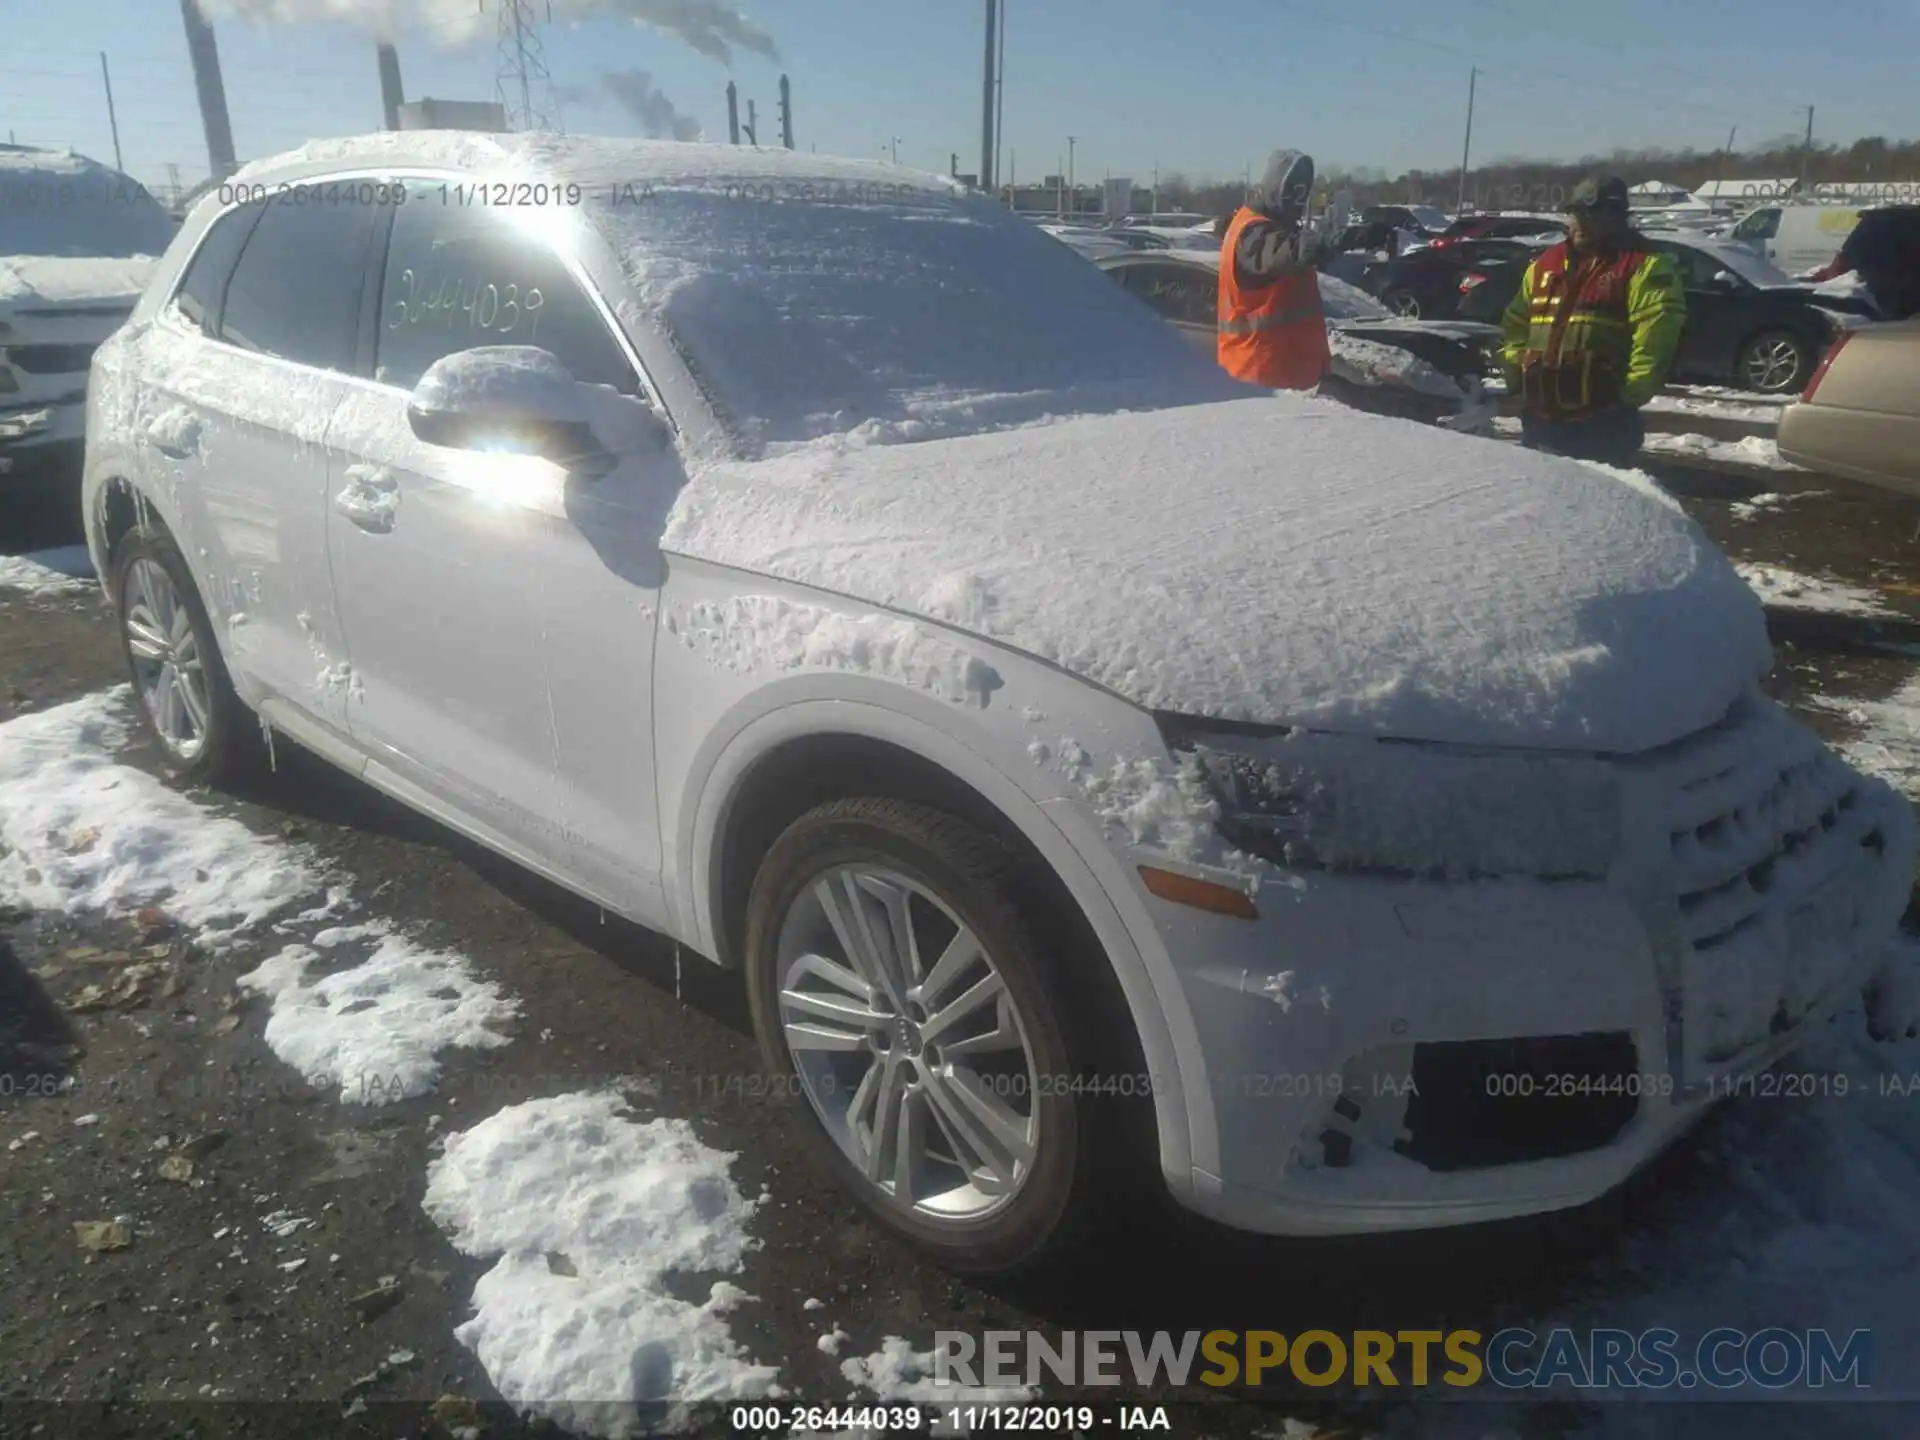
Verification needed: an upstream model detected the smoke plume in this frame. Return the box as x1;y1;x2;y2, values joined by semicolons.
601;69;702;140
200;0;778;63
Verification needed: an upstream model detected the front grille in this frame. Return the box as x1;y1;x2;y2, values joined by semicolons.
3;342;98;375
1624;690;1906;1077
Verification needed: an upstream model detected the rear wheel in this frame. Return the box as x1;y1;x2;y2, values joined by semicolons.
111;526;260;787
1736;330;1810;393
744;797;1134;1274
1382;288;1422;317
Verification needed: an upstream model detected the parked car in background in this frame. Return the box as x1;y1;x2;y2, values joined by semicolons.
1725;202;1861;276
1095;249;1501;423
1455;231;1874;393
1;144;177;492
83;132;1918;1277
1361;204;1451;236
1362;237;1539;318
1779;319;1920;495
1431;213;1565;248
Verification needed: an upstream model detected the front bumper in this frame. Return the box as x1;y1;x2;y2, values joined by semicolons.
1127;693;1916;1237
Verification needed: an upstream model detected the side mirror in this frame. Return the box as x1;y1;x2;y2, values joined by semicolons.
406;345;669;480
1710;269;1743;289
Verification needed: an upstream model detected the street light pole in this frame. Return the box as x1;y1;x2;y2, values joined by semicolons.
1798;106;1815;191
1066;134;1076;215
1457;66;1477;213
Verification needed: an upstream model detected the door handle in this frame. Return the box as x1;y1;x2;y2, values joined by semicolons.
334;465;400;534
143;411;201;459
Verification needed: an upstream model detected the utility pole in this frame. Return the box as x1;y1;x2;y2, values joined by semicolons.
1798;106;1815;191
99;53;123;172
1713;124;1735;196
1151;163;1158;217
889;135;900;164
994;0;1006;198
980;0;997;192
1066;134;1076;215
1457;66;1477;212
744;99;758;147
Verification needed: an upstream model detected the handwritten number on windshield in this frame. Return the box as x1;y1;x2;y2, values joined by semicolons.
385;268;545;341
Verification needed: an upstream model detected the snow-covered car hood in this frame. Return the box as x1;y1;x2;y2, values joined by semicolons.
0;254;155;311
663;394;1770;753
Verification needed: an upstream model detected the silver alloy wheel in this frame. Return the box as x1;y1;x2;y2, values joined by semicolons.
123;556;211;761
1743;335;1803;392
1387;291;1421;316
775;864;1041;1222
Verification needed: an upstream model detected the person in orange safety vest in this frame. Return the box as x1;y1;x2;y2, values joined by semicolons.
1216;149;1331;391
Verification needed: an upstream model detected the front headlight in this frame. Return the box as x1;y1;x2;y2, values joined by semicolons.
1164;721;1623;881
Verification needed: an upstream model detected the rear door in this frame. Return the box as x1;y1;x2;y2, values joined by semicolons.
139;192;380;729
323;177;671;911
1115;260;1218;347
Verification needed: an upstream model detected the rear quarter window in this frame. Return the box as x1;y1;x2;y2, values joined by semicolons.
171;200;265;336
218;198;381;374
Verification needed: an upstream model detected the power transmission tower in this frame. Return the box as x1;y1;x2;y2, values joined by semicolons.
495;0;561;132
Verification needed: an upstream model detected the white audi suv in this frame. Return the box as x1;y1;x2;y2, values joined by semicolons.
82;132;1918;1273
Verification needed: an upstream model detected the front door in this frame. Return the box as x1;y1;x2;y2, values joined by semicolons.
323;179;670;912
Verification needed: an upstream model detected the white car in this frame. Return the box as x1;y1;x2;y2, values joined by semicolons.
83;133;1918;1273
2;145;175;487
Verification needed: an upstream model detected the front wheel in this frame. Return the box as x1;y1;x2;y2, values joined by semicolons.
1382;288;1422;317
112;525;260;787
1736;330;1810;394
744;797;1132;1274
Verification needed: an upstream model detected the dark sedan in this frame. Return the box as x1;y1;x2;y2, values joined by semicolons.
1362;238;1540;319
1455;231;1878;393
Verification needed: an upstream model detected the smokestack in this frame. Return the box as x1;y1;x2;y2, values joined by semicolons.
179;0;237;180
726;81;740;145
376;43;405;131
778;73;793;150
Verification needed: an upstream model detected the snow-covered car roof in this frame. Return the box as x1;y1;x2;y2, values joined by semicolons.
0;144;176;260
229;134;1248;448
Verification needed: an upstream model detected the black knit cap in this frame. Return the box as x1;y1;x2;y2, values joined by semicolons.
1568;176;1629;215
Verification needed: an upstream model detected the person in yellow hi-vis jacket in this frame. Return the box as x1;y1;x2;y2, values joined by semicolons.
1499;176;1687;465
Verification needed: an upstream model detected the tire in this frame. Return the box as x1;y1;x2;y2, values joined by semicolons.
743;797;1138;1275
111;525;261;787
1382;288;1422;317
1735;330;1810;394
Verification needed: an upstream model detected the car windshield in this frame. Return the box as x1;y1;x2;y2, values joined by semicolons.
588;173;1245;449
0;156;176;258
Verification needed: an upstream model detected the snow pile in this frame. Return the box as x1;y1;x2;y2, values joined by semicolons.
1316;273;1391;321
423;1091;780;1434
237;936;518;1104
662;596;1001;706
0;690;315;944
1735;563;1894;618
0;545;95;595
1570;460;1685;513
1646;394;1782;426
1644;433;1800;472
665;397;1770;752
840;1336;1034;1405
1326;331;1466;400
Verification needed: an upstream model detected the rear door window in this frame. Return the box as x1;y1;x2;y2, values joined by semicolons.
374;180;638;395
1126;263;1216;325
173;199;266;336
219;198;381;374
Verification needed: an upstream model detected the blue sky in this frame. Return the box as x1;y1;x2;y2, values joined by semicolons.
4;0;1917;194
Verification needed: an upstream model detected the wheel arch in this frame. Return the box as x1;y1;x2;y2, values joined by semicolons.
685;699;1199;1194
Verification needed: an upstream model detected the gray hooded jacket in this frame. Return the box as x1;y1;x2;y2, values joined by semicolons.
1227;149;1323;288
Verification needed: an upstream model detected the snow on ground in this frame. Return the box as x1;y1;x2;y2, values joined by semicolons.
0;689;315;944
0;544;96;596
1644;432;1799;471
422;1091;781;1435
839;1336;1035;1406
237;936;517;1104
1669;383;1797;408
1729;490;1829;521
1735;563;1896;618
1644;393;1783;426
1809;671;1920;799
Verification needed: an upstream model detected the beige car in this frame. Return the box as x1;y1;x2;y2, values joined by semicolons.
1778;319;1920;496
